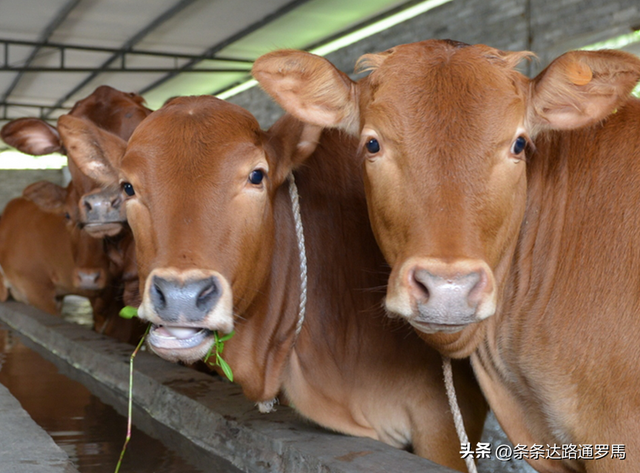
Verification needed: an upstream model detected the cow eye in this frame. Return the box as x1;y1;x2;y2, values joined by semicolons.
365;138;380;154
248;169;265;185
122;182;135;197
511;136;527;156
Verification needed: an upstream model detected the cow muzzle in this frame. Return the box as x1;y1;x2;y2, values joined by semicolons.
73;268;107;291
79;188;126;238
138;268;233;363
386;257;497;334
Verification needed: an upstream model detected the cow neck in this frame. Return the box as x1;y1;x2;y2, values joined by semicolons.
256;173;308;414
436;134;574;473
469;129;573;460
222;172;308;404
489;129;571;367
225;128;386;409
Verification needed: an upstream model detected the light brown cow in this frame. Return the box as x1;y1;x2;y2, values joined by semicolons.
254;42;640;472
0;196;110;315
63;96;488;471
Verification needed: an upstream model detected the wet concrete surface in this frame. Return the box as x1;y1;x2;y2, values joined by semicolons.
0;380;78;473
0;324;236;473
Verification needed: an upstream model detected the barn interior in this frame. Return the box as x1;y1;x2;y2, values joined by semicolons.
0;1;639;472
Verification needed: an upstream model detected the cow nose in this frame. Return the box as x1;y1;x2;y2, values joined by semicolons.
407;259;495;323
81;190;123;223
73;268;106;290
150;275;221;323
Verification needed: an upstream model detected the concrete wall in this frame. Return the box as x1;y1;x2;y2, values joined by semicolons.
228;0;640;128
0;169;64;214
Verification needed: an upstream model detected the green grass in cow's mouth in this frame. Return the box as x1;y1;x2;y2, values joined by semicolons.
203;330;235;382
119;305;235;381
119;305;139;319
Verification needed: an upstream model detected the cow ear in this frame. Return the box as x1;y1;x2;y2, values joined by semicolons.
529;49;640;133
57;115;126;187
22;180;68;215
266;114;323;184
253;50;359;135
1;118;62;155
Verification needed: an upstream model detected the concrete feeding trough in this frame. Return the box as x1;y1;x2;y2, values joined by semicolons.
0;301;456;473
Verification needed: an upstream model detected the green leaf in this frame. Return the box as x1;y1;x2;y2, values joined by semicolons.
119;306;138;319
203;344;215;365
217;356;234;382
218;331;235;342
202;330;235;382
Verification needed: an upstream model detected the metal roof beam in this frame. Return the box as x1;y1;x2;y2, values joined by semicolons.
139;0;312;95
1;102;69;123
0;66;250;73
43;0;200;119
0;38;254;65
0;0;81;104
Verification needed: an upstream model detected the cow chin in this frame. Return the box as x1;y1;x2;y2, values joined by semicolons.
410;320;470;334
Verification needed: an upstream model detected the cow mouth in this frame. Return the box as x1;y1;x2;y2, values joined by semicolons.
82;222;125;238
409;320;470;334
147;324;213;350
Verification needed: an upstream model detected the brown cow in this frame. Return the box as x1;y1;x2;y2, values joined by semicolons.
254;42;640;472
0;196;110;315
62;97;488;471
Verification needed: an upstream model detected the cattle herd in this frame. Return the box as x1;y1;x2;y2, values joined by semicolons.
0;39;639;473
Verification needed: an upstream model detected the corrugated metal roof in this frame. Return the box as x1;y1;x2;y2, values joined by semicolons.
0;0;414;123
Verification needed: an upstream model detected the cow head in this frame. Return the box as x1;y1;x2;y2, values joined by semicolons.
254;41;640;356
0;86;151;237
21;180;111;292
62;96;320;363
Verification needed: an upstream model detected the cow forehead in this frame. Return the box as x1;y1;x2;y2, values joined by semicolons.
122;97;266;187
69;85;150;139
361;42;528;146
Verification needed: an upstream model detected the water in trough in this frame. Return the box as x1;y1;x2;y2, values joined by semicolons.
0;296;240;473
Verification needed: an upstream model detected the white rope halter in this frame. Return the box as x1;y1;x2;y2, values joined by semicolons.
257;172;308;414
287;173;308;340
443;356;478;473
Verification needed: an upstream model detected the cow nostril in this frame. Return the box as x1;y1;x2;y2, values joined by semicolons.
111;195;121;209
151;282;167;310
196;279;218;311
411;269;431;301
413;277;430;299
84;200;92;212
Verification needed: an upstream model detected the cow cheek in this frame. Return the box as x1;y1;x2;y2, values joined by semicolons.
125;200;156;286
228;208;276;314
481;164;527;271
363;163;409;267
